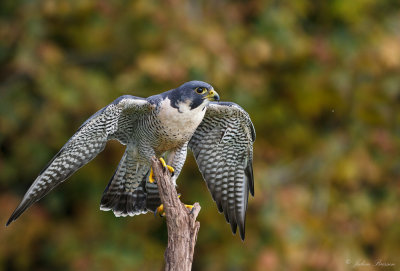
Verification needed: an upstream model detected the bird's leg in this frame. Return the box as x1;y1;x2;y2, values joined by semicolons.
159;157;174;175
184;204;194;214
155;203;165;217
155;194;194;217
178;194;194;212
148;157;175;184
149;167;156;183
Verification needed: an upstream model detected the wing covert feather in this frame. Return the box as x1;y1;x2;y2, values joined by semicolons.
189;102;255;240
6;96;152;225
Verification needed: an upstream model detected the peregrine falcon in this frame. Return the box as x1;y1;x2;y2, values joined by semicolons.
6;81;255;240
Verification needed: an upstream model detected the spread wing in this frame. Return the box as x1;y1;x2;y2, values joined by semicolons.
6;95;153;226
188;102;255;240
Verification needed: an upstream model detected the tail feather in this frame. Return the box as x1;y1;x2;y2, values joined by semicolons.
145;182;162;212
100;146;154;216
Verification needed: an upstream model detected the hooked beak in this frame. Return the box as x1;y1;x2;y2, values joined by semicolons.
205;89;220;102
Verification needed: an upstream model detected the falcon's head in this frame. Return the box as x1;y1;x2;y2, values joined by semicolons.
167;81;220;112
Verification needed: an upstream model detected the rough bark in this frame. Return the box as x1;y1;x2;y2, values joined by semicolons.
151;157;201;271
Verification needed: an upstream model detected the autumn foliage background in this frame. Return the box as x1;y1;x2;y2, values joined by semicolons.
1;1;400;270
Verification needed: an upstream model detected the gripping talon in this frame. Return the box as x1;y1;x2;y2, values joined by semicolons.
149;168;156;184
184;204;194;214
167;166;175;177
159;157;175;175
155;204;165;217
159;157;167;168
154;197;193;217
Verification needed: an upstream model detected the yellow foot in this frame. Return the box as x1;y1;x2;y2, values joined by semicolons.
149;168;156;183
178;194;194;212
155;204;165;217
149;158;175;184
179;194;194;212
184;204;194;213
154;199;194;217
159;157;174;175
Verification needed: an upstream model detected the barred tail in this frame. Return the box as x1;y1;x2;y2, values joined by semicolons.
145;181;161;212
100;146;154;216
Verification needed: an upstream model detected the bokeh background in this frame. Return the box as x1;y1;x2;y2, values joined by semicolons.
1;0;400;270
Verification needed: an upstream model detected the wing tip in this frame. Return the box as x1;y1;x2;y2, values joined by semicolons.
239;222;246;241
230;221;237;234
236;205;247;241
5;197;36;227
245;162;254;197
5;218;13;227
5;208;22;227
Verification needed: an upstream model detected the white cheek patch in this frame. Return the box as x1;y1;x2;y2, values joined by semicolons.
177;99;192;113
159;98;177;117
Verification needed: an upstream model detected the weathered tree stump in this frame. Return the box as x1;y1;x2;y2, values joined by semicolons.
151;157;201;271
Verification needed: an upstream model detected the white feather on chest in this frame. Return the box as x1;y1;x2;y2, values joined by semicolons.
157;98;207;143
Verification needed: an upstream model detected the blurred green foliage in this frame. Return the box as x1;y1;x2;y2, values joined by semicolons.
1;0;400;270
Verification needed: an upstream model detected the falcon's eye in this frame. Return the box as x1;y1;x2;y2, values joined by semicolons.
195;87;207;94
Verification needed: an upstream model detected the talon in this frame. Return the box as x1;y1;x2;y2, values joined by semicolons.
159;157;175;175
154;196;192;217
184;204;194;214
149;168;156;184
179;194;193;213
155;204;165;217
159;157;167;168
168;166;175;177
